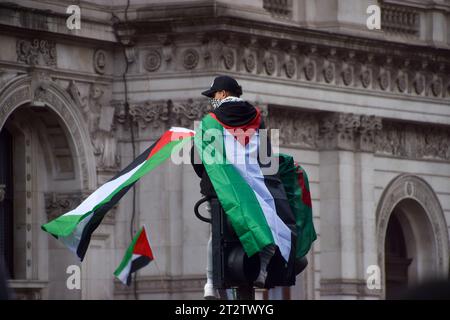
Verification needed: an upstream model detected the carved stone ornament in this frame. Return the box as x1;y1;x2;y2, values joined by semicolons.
244;53;256;72
16;38;57;66
431;79;442;97
318;113;361;150
116;98;212;131
361;69;371;88
45;192;84;221
376;121;450;161
45;192;116;224
183;48;199;70
285;59;296;78
144;49;162;72
397;73;407;92
323;64;334;83
222;48;235;70
342;67;353;86
379;72;389;91
414;74;425;94
304;61;315;81
267;108;318;149
125;26;450;102
264;55;276;75
71;82;120;170
93;49;107;74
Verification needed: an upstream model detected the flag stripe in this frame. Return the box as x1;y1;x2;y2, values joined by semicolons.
223;128;292;261
195;115;274;257
42;128;193;260
75;139;188;260
42;161;145;235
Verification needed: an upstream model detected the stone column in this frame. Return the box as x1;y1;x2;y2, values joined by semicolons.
354;115;382;300
318;112;381;299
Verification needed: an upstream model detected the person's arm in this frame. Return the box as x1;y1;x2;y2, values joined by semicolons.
190;142;204;178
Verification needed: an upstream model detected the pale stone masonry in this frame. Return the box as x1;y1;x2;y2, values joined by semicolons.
0;0;449;300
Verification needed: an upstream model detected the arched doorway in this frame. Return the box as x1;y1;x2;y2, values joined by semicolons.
384;209;412;299
376;174;449;299
0;104;84;299
0;75;97;299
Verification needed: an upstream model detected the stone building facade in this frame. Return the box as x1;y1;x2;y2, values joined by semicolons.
0;0;449;299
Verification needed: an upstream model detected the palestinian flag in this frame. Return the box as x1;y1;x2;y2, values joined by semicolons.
194;109;296;262
41;127;195;260
278;153;317;259
114;226;154;285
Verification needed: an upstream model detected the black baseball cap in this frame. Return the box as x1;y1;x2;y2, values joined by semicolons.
201;75;242;98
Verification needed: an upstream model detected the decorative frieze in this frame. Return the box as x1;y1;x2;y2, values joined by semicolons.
266;107;318;149
115;100;450;162
169;99;213;128
16;38;57;66
376;121;450;161
136;31;450;100
115;98;212;131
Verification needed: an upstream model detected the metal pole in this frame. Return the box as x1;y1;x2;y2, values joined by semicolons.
236;286;255;300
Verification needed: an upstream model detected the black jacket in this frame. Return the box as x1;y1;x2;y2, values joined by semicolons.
190;100;259;197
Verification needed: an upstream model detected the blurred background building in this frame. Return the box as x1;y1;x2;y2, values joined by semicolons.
0;0;449;299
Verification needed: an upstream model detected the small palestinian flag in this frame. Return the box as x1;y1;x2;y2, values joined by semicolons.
41;127;195;260
114;226;154;285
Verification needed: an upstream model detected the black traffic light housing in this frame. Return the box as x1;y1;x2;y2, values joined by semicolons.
210;198;260;288
210;197;298;290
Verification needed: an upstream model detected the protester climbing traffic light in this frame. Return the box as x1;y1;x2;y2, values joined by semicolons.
210;197;298;289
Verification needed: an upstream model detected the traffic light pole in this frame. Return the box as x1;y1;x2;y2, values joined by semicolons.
236;286;255;300
194;197;255;300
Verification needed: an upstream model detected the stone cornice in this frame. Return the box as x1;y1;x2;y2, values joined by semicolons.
3;4;449;102
131;19;450;101
132;13;450;54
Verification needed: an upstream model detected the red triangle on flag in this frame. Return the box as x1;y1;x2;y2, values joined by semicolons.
133;226;154;260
